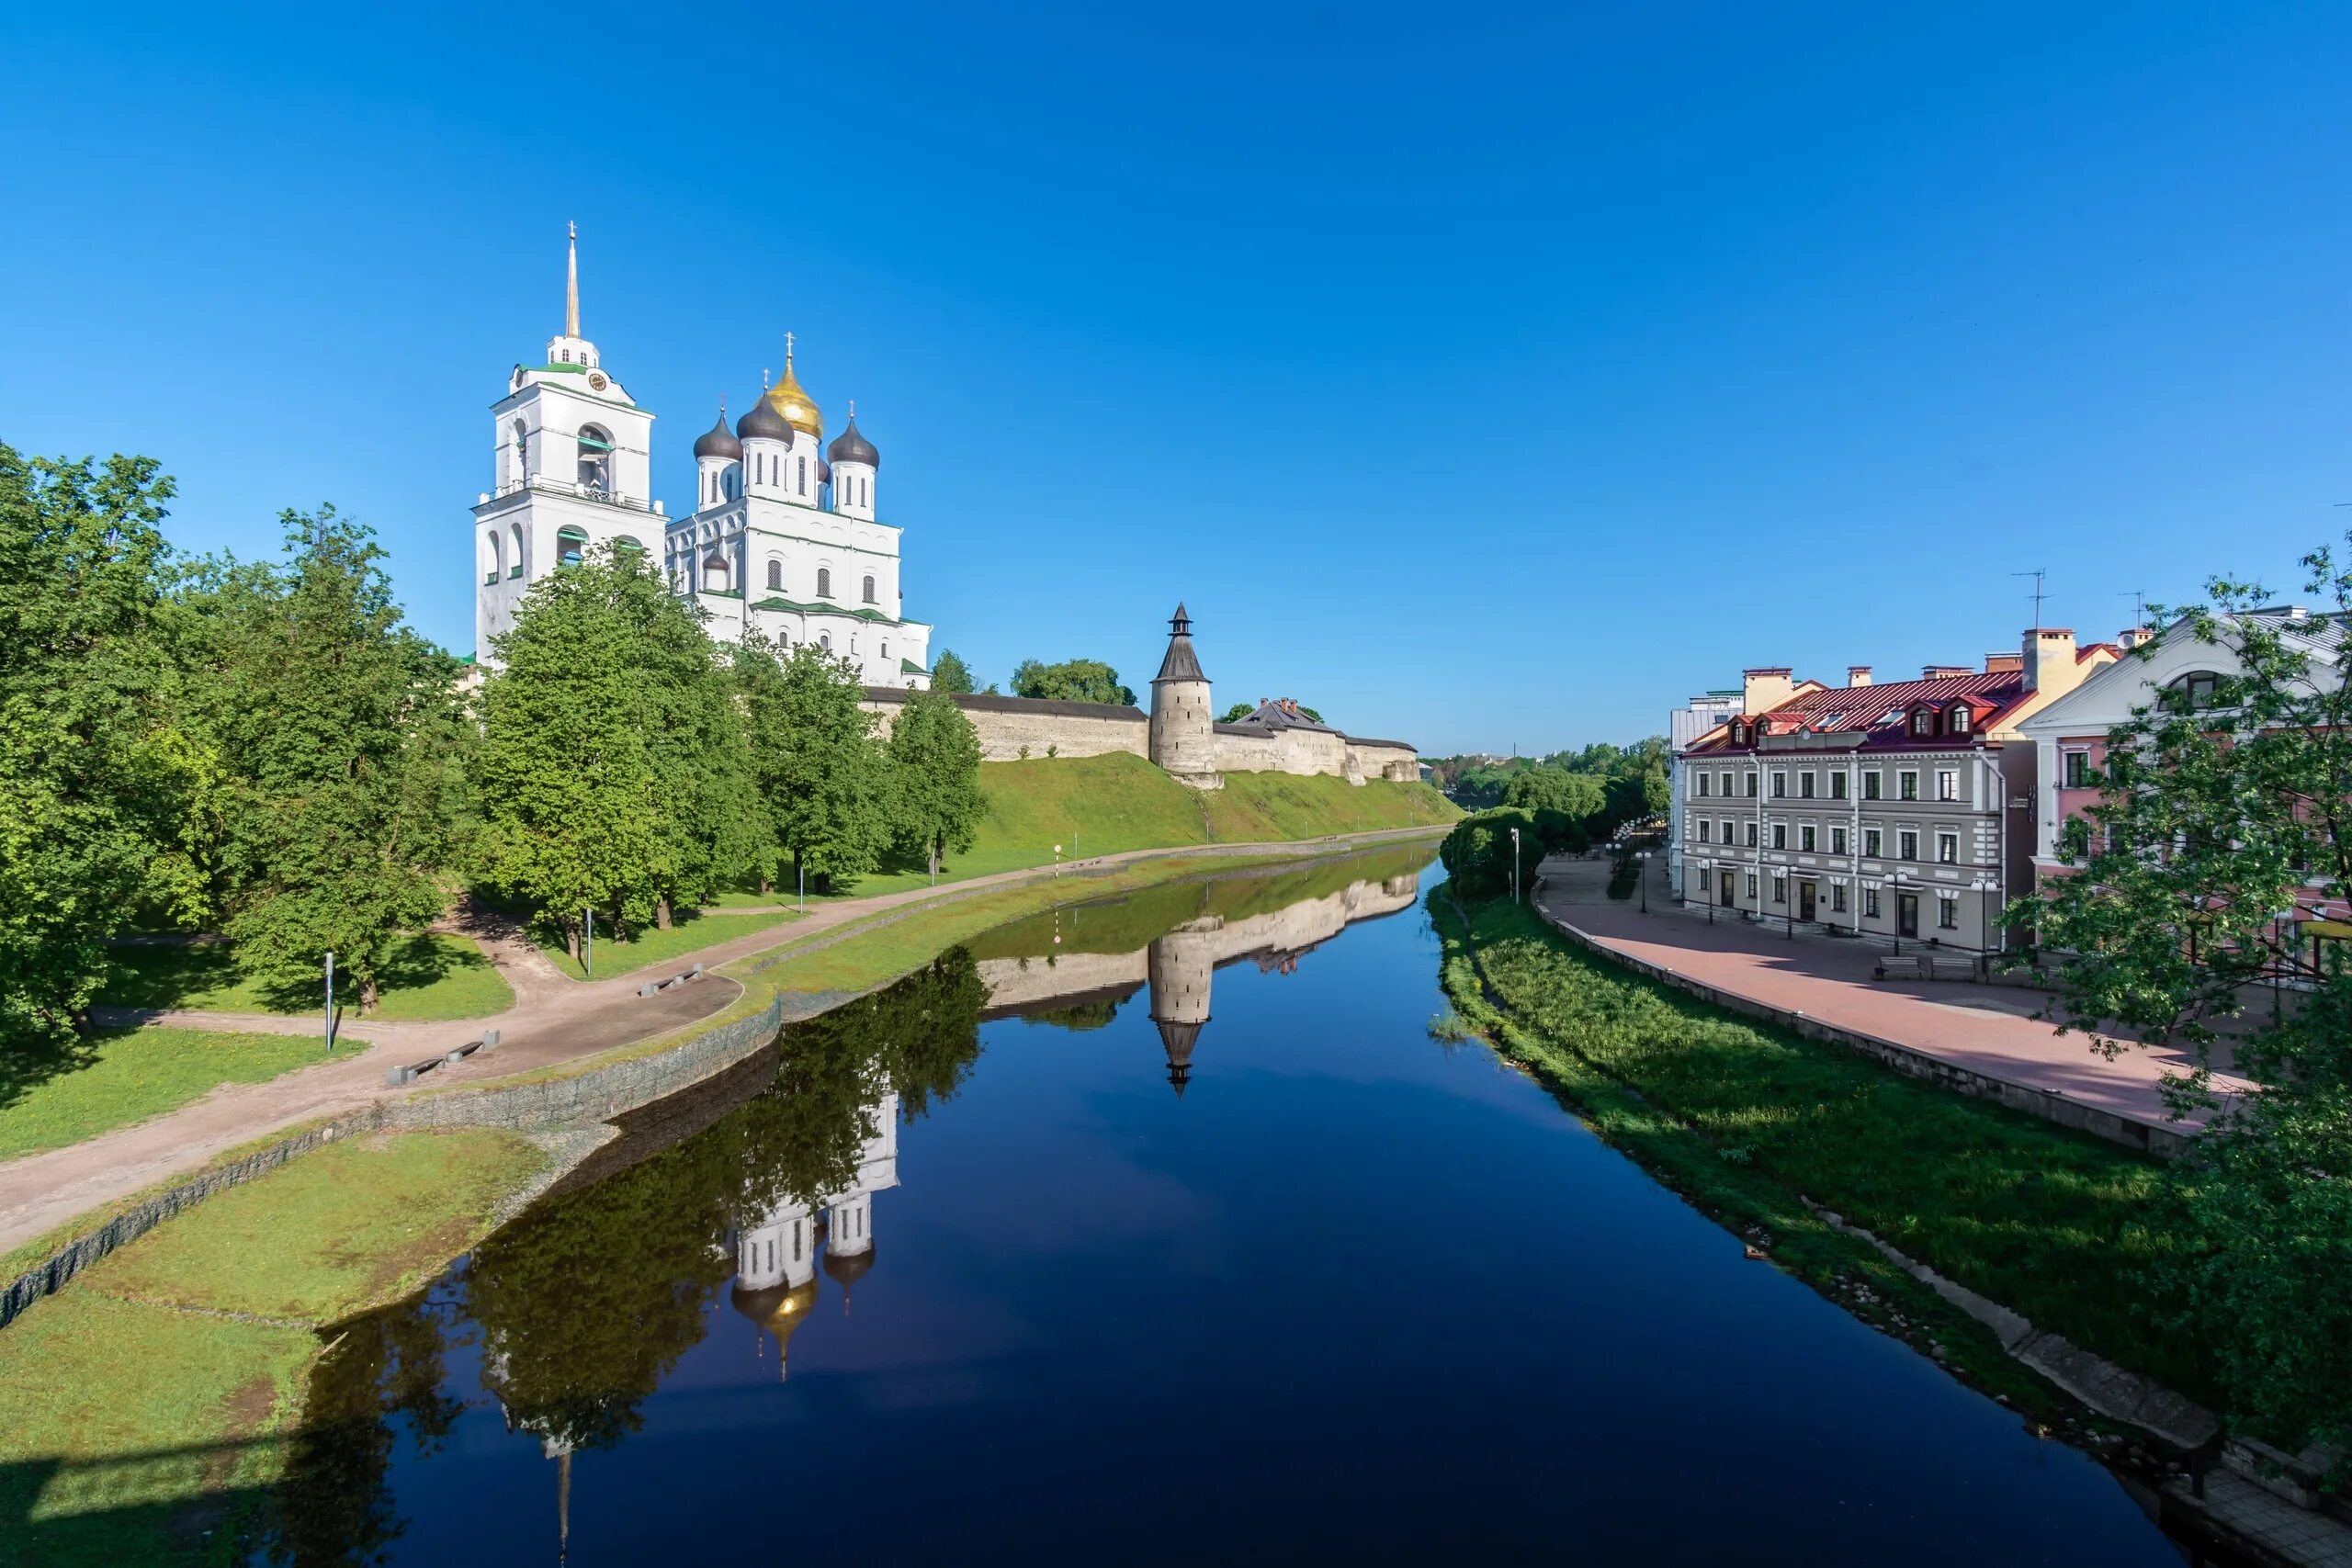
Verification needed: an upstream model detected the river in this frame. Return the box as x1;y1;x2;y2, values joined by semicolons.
258;846;2199;1565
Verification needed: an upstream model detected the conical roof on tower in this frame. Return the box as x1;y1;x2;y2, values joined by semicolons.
1154;602;1206;683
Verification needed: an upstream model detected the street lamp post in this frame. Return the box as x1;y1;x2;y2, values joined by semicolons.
1638;850;1650;913
1510;828;1521;903
322;950;334;1054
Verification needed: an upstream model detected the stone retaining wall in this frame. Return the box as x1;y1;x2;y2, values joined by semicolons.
860;688;1148;762
1535;901;2194;1160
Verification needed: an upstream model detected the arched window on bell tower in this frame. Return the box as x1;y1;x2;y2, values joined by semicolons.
578;424;614;495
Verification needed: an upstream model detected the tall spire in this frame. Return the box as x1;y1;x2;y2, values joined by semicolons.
564;220;580;339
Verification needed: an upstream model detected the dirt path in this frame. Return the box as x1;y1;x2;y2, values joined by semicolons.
0;828;1445;1256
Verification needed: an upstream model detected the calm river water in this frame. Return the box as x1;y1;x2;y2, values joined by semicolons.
262;847;2198;1565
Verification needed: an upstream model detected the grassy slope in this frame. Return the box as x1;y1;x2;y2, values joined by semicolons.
98;934;512;1023
830;753;1457;900
0;1129;548;1567
1433;892;2207;1409
0;1030;342;1164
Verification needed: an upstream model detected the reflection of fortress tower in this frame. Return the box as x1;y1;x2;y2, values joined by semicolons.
1147;919;1219;1098
730;1089;900;1376
1148;603;1220;787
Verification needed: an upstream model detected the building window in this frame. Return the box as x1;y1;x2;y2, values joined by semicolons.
1898;829;1918;862
1698;820;1712;842
1771;772;1786;798
2167;671;2224;710
1772;823;1787;850
797;456;808;495
1912;708;1934;737
2064;751;2091;788
1720;819;1734;844
1863;828;1881;857
1720;772;1734;795
1937;831;1959;864
1938;894;1960;930
1862;771;1882;801
1745;822;1758;847
1864;887;1882;919
556;525;590;568
862;574;876;604
820;632;831;650
1899;771;1919;801
1746;871;1758;898
1831;826;1848;855
1800;824;1816;852
1831;883;1848;913
1771;873;1787;904
817;568;832;598
1937;769;1959;802
1697;774;1711;797
577;424;614;494
1951;705;1972;735
1829;773;1848;799
1745;773;1758;798
765;559;783;591
1800;772;1815;799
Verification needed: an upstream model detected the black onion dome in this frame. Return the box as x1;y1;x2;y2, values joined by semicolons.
738;396;795;444
694;410;742;461
827;417;880;469
817;458;831;487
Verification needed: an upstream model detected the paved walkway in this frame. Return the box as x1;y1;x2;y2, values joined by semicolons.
1532;853;2253;1136
0;828;1443;1255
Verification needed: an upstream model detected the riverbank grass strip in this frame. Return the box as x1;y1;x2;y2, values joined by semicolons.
0;1128;549;1564
0;1029;345;1165
98;932;513;1022
1431;892;2206;1413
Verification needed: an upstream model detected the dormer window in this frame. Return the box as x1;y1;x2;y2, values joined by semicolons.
1951;705;1972;735
1729;720;1748;745
1911;708;1934;737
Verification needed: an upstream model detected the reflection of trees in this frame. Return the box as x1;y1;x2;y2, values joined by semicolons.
260;1294;464;1567
1023;996;1124;1032
457;949;988;1454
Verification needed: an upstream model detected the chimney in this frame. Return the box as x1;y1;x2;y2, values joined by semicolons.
1742;667;1795;715
2118;626;2152;650
1847;665;1872;687
1922;664;1973;680
1984;652;2023;675
2022;627;2081;697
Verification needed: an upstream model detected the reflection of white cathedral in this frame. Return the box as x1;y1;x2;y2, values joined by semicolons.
729;1089;899;1378
979;870;1422;1097
471;228;933;686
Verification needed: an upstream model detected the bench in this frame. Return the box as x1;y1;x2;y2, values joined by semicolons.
637;962;707;999
1872;955;1979;983
385;1028;500;1087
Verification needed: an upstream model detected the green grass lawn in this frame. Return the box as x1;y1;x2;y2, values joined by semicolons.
97;933;512;1023
0;1030;343;1165
1434;892;2207;1408
0;1128;547;1565
535;908;802;980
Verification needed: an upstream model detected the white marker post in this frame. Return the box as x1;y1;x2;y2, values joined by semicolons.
323;951;335;1053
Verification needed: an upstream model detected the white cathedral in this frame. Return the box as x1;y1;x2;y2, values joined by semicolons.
471;229;934;687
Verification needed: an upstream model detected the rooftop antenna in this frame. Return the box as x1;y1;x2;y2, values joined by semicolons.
2119;587;2145;632
2013;568;2048;627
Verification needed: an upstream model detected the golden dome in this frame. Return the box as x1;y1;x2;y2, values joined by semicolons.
760;351;822;439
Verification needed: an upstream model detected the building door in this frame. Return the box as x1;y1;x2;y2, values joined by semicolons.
1718;870;1735;907
1797;881;1816;922
1897;894;1919;940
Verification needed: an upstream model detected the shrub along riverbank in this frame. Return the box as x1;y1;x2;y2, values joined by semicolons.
1429;890;2212;1415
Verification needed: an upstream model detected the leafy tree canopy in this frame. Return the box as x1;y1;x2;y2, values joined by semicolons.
928;648;976;694
888;686;984;878
1010;657;1135;707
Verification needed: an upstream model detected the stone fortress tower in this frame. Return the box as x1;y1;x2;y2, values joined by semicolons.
1148;603;1220;787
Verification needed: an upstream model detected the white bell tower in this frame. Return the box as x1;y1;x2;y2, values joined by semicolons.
470;223;663;666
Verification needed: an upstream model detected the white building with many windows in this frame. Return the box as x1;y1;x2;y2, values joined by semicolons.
471;230;933;686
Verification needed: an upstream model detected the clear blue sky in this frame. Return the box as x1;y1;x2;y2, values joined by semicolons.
5;3;2347;755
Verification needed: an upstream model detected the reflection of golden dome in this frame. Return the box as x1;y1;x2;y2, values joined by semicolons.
730;1276;820;1354
761;354;822;438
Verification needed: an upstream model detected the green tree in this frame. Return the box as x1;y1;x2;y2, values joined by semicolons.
929;647;977;694
1501;766;1605;823
1009;657;1136;706
1220;701;1254;723
2017;549;2352;1454
209;509;461;1010
472;552;672;963
736;635;893;893
0;446;195;1047
1439;808;1540;902
888;686;984;878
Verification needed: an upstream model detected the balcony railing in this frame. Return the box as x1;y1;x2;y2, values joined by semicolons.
485;477;656;514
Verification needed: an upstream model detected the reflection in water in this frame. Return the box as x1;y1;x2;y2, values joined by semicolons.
268;848;2242;1568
